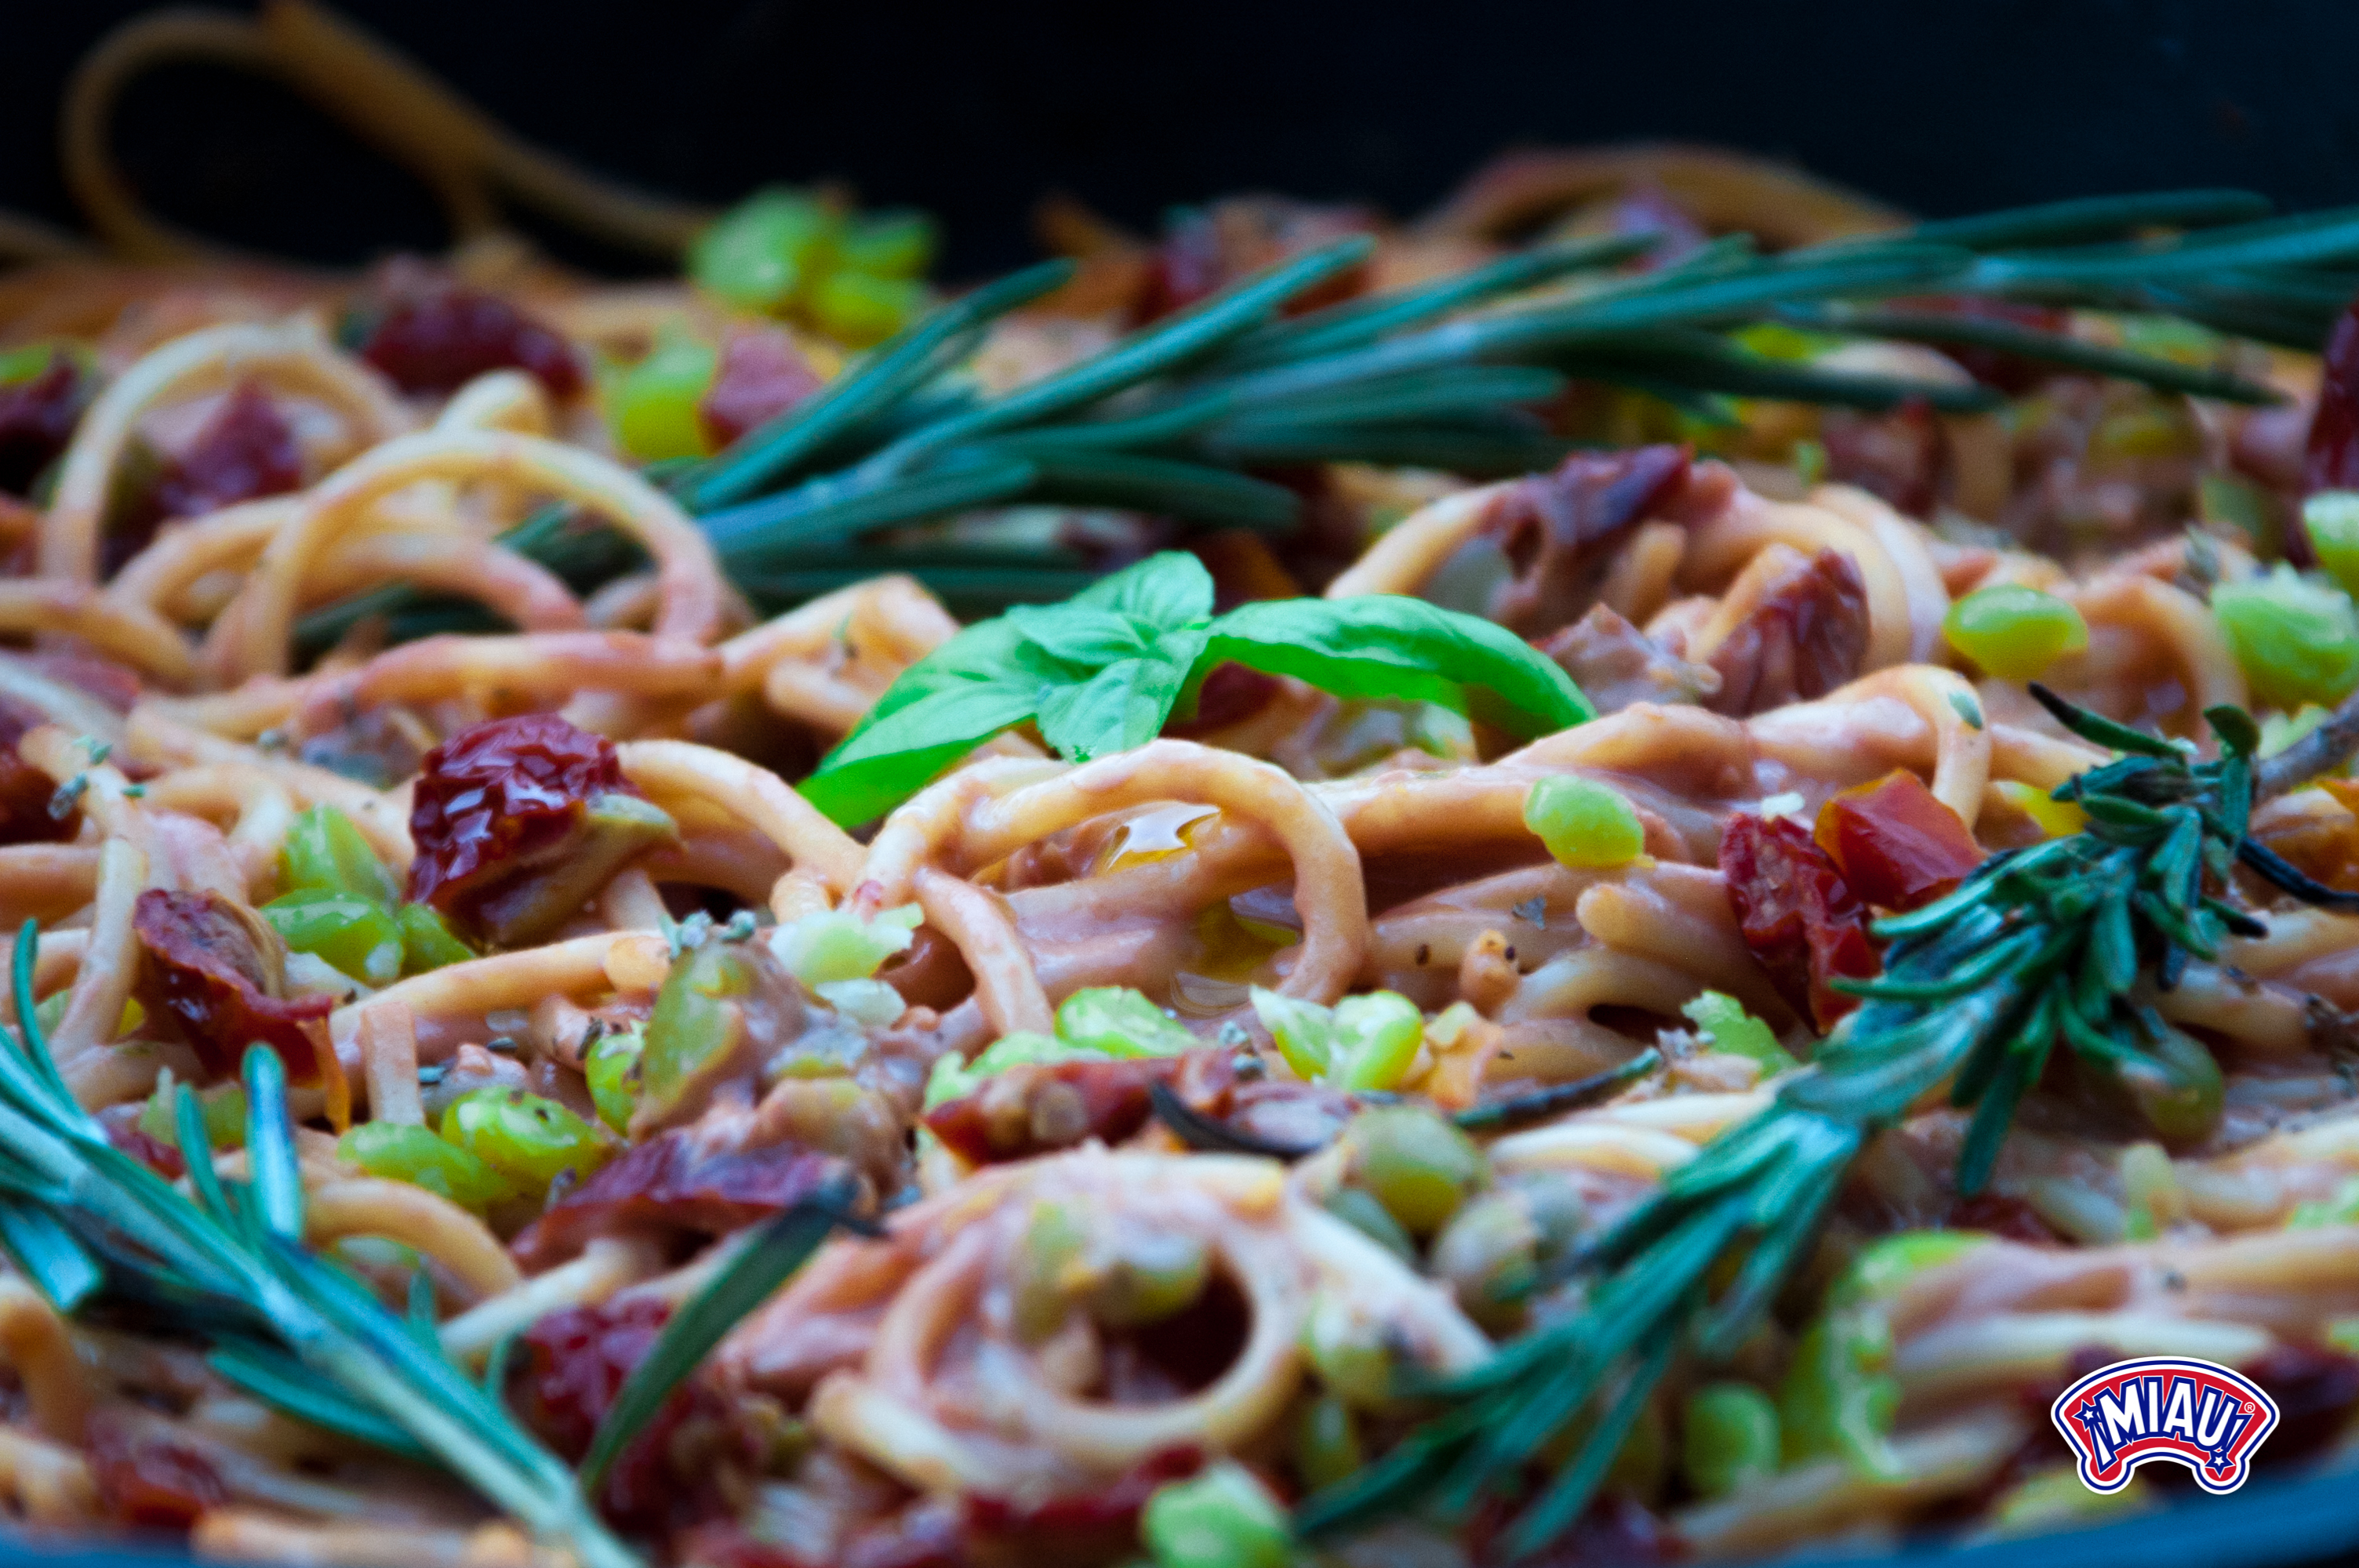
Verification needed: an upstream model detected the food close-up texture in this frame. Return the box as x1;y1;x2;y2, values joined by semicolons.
13;5;2359;1568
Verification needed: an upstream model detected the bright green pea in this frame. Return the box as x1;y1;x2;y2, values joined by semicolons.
2306;492;2359;602
1011;1200;1087;1341
1055;986;1196;1058
2287;1173;2359;1231
1524;775;1646;869
1292;1394;1362;1491
439;1088;612;1196
1081;1230;1209;1327
341;1121;512;1211
1321;1185;1415;1265
584;1022;645;1134
1303;1291;1394;1408
689;189;841;314
1942;585;2090;681
2097;1025;2224;1143
809;271;929;347
1141;1462;1292;1568
603;330;718;463
1681;991;1796;1073
1684;1383;1782;1499
922;1030;1102;1110
837;211;937;279
1778;1308;1902;1479
1830;1229;1991;1307
1347;1105;1484;1238
397;902;474;976
1326;991;1424;1092
1249;987;1334;1080
278;805;397;904
262;891;404;986
139;1075;245;1151
769;903;921;987
2213;566;2359;709
639;941;762;1126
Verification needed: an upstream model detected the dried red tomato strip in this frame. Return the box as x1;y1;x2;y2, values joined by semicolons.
509;1131;843;1269
1813;769;1986;913
110;380;304;575
132;889;332;1083
0;356;84;497
1719;812;1879;1029
697;326;823;448
404;713;636;921
86;1409;227;1530
922;1048;1237;1166
360;281;583;398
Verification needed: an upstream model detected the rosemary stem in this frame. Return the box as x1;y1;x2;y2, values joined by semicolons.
2256;687;2359;797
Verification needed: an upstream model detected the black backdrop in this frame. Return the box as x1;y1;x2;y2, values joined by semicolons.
3;0;2358;278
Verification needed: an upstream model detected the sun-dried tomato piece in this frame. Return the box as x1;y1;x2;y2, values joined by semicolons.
100;1107;187;1179
0;356;84;497
924;1049;1239;1166
1703;548;1870;717
1719;811;1879;1029
1813;769;1985;913
109;380;305;575
966;1446;1203;1541
2307;291;2359;506
86;1409;227;1530
697;326;823;449
404;713;635;924
514;1297;732;1534
509;1131;843;1269
1487;445;1693;637
359;281;583;399
1165;662;1281;739
1820;395;1946;519
131;888;332;1082
0;699;75;845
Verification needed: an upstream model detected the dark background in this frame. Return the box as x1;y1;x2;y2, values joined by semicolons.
3;0;2358;278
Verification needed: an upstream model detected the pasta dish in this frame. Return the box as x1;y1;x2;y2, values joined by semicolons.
5;7;2359;1568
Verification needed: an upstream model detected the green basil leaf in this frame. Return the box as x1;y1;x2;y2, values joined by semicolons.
800;681;1045;826
1074;550;1216;630
1201;596;1594;738
1008;604;1155;666
1034;625;1213;762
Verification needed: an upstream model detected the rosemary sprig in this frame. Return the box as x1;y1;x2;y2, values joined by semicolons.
0;924;639;1568
283;188;2344;634
1296;688;2350;1559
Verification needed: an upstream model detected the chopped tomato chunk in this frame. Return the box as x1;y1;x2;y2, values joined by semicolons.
1813;769;1985;913
1719;812;1879;1029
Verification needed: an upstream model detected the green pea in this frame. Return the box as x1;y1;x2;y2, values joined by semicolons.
1778;1309;1902;1479
1683;1382;1782;1498
1327;992;1424;1093
2307;492;2359;602
1011;1200;1087;1341
1524;775;1646;869
1302;1290;1394;1408
439;1088;612;1196
397;902;474;976
1942;585;2090;681
1347;1105;1484;1238
1249;987;1334;1080
262;891;404;986
278;805;397;904
139;1075;245;1152
1320;1185;1415;1265
603;330;718;463
2287;1173;2359;1230
1054;986;1196;1058
341;1121;512;1212
809;271;929;347
1681;991;1796;1073
689;189;841;314
2213;567;2359;709
2106;1025;2224;1143
837;211;937;279
584;1022;645;1134
1140;1462;1292;1568
770;902;921;987
638;940;759;1126
1081;1230;1209;1327
1291;1394;1362;1492
1430;1189;1544;1326
1830;1229;1990;1307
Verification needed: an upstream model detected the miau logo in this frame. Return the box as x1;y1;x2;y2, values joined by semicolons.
2050;1356;2279;1495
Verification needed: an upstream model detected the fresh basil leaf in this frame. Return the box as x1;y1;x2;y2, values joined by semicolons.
1201;596;1594;738
1008;603;1156;666
1034;624;1213;761
1074;550;1216;630
800;681;1046;826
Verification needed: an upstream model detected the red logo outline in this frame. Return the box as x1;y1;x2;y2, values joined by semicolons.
2049;1356;2279;1495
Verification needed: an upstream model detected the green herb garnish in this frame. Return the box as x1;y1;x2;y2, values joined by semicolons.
797;550;1592;826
